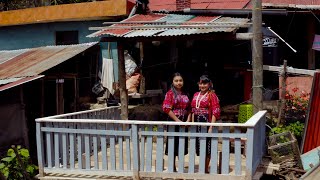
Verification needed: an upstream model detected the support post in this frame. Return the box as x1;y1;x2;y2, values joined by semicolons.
278;60;287;126
139;42;145;94
36;122;45;177
117;41;128;120
252;0;263;113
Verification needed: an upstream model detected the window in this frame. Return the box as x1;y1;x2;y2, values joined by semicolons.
55;31;79;45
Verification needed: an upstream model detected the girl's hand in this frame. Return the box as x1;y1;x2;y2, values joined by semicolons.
208;127;213;133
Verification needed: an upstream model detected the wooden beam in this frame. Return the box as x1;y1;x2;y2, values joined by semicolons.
307;16;316;69
236;33;252;40
118;41;128;120
263;65;318;76
278;60;287;126
100;33;238;42
89;24;250;31
139;42;145;94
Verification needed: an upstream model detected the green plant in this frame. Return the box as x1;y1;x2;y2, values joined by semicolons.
0;145;38;180
269;121;304;141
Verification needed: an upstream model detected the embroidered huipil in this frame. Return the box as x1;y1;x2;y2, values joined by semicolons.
191;91;221;121
162;89;190;116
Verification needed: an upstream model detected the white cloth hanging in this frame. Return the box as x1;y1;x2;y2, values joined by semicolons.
101;57;115;95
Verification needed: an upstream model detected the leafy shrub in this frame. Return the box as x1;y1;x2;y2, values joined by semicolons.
0;146;38;180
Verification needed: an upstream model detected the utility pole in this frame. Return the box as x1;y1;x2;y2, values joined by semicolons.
252;0;263;113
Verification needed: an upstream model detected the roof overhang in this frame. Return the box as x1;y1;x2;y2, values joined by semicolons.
0;75;44;92
0;42;98;92
88;14;251;41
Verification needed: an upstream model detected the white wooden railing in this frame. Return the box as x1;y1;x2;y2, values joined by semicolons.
36;106;266;180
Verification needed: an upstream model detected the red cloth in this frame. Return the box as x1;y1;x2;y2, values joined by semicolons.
191;91;221;121
162;89;190;116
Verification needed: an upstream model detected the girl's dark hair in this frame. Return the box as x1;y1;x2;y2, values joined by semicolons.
199;75;213;90
199;75;211;84
171;72;183;99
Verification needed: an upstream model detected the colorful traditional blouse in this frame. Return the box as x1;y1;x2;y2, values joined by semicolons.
162;89;190;116
191;91;221;121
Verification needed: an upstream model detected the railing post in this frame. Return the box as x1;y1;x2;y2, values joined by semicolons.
260;114;266;156
245;127;254;179
36;122;45;177
132;124;140;180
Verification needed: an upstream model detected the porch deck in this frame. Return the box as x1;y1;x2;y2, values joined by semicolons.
36;107;267;180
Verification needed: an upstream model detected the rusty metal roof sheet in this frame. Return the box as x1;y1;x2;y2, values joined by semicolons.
0;75;44;92
148;0;251;11
0;42;98;79
147;0;320;11
88;14;250;38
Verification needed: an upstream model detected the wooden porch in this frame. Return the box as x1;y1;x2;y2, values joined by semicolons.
36;106;267;180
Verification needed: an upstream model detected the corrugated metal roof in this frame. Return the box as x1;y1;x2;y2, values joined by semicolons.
147;0;320;11
0;77;24;85
88;14;250;38
302;72;320;153
148;0;251;11
0;75;44;92
0;49;29;65
0;42;98;79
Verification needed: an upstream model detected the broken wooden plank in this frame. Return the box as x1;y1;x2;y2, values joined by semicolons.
263;65;319;76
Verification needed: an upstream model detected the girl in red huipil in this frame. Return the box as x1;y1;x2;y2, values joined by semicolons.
191;75;220;173
162;72;190;172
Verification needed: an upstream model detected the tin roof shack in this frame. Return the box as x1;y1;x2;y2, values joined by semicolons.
89;13;255;119
0;43;100;160
0;0;132;50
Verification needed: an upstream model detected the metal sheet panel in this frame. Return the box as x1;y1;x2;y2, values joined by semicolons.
0;42;97;79
0;77;23;85
93;14;166;37
89;13;249;38
302;72;320;153
0;49;29;64
0;75;44;92
148;0;250;11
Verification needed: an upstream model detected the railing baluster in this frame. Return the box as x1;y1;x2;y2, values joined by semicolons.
62;123;67;169
110;123;116;170
118;124;124;170
188;125;196;173
140;125;145;171
199;126;207;173
221;127;230;174
46;122;53;168
210;127;219;174
100;123;108;170
69;122;75;169
77;123;83;169
167;125;175;172
156;125;164;172
93;123;99;170
178;126;186;173
84;123;91;169
126;125;131;170
132;124;140;179
234;127;242;175
146;125;153;172
54;122;60;168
